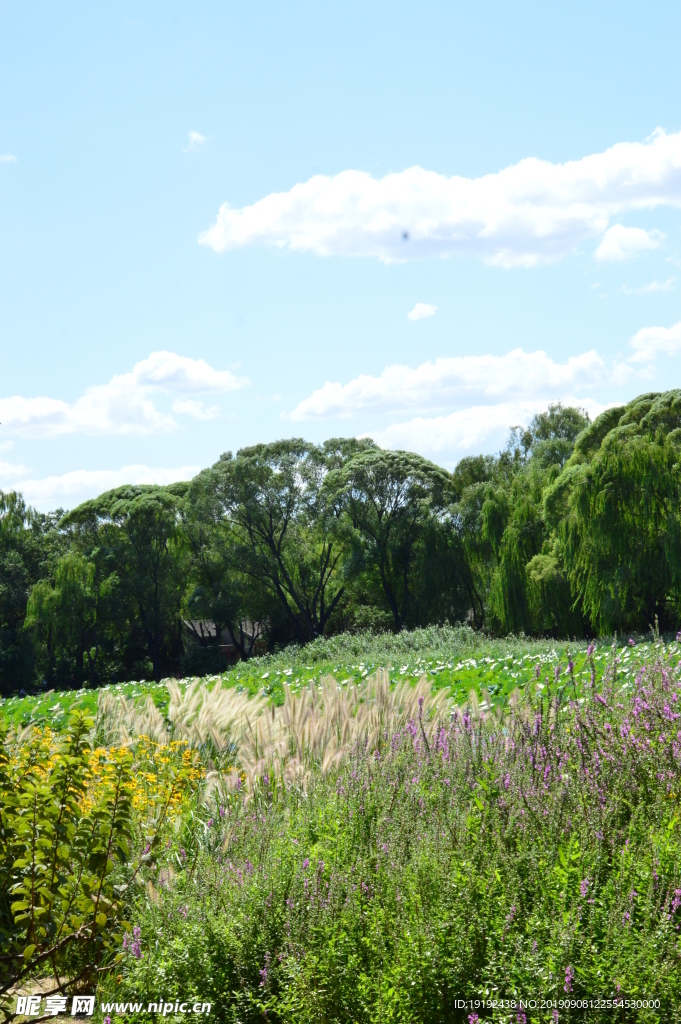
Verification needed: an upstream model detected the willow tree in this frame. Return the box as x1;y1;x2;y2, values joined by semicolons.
544;391;681;633
332;448;455;631
452;404;589;637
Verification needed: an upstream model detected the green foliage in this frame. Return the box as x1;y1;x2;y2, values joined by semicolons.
9;393;681;695
0;713;134;1009
62;486;187;681
0;492;64;697
192;440;363;643
103;656;681;1023
334;447;456;630
455;402;590;637
545;391;681;632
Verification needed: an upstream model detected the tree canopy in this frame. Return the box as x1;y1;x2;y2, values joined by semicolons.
544;391;681;633
4;392;681;695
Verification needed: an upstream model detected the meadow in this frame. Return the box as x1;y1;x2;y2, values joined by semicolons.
2;625;681;1024
0;623;663;734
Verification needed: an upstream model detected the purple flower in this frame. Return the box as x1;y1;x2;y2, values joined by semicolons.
554;665;561;680
207;817;214;828
587;643;595;656
564;964;574;993
580;877;589;897
302;858;310;870
143;842;151;855
535;663;541;679
219;804;226;818
552;1012;559;1024
259;967;267;987
517;1014;527;1024
104;1017;111;1024
468;1016;479;1024
628;637;635;647
677;631;681;641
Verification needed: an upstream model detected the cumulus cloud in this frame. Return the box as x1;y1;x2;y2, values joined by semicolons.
0;464;201;512
184;131;210;152
629;320;681;362
0;154;17;163
596;224;663;261
0;458;29;479
288;348;611;421
407;303;437;321
0;351;248;439
199;128;681;266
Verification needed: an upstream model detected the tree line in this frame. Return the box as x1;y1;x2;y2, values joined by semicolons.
1;389;680;695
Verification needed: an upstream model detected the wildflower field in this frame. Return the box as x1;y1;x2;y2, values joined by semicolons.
2;626;681;1023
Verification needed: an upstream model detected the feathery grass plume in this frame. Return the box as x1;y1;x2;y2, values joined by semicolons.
95;690;169;746
95;669;465;797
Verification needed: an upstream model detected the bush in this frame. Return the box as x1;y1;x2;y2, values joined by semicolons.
0;716;200;1019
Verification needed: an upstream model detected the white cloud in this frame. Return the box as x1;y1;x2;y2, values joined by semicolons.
623;276;675;294
407;303;437;321
0;464;200;512
184;131;210;152
629;320;681;362
0;351;248;439
171;399;220;419
131;351;242;392
199;127;681;266
369;396;607;465
596;224;663;262
0;459;29;479
289;348;611;421
0;154;17;163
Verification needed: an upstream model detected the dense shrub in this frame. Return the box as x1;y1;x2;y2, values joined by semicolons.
0;717;199;1019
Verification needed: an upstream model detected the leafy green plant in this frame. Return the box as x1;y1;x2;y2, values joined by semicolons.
0;713;134;1020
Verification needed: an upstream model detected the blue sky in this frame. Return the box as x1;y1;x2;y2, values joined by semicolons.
1;1;680;510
